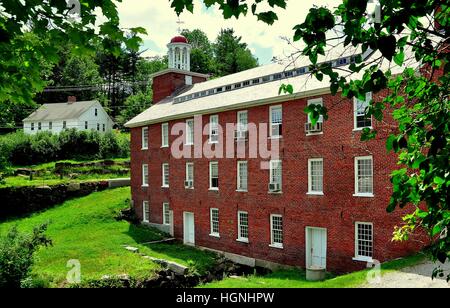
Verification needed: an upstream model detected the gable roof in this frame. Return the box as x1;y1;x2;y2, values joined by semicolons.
23;100;100;122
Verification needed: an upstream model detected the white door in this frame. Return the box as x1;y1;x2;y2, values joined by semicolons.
306;227;327;269
183;212;195;245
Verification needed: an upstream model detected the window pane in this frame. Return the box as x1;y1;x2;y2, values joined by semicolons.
163;203;170;225
357;223;373;258
270;161;282;185
163;164;169;186
310;160;323;192
271;106;282;124
211;209;219;234
357;158;373;194
271;215;283;245
239;212;249;239
238;162;248;190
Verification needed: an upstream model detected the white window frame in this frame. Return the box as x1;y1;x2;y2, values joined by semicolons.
186;162;194;189
306;98;324;136
237;161;248;192
237;110;248;133
185;119;194;145
353;92;373;131
353;222;374;262
163;203;170;225
237;211;249;243
269;160;282;192
142;127;149;150
209;115;219;144
161;123;169;148
210;208;220;237
209;161;219;190
354;156;374;197
142;164;149;187
162;163;169;188
270;214;283;249
269;105;282;138
307;158;324;195
142;201;149;223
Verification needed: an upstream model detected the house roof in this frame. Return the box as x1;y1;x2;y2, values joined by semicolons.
125;47;418;128
23;100;99;122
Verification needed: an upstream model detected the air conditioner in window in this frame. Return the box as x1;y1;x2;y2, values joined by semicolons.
234;130;248;141
305;122;323;134
184;180;193;189
268;182;281;193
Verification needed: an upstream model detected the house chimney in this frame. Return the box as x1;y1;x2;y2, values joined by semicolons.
68;96;77;103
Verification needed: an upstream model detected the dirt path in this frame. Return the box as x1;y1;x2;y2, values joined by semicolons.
362;261;450;288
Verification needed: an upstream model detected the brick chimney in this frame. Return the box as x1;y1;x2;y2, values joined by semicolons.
68;96;77;103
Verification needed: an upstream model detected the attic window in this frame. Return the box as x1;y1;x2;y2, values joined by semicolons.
243;81;250;86
273;73;282;80
285;71;293;77
337;58;348;65
201;91;207;97
252;78;260;84
187;94;192;99
234;83;242;89
208;90;214;95
194;93;200;98
216;87;223;93
296;67;307;75
262;76;270;82
225;85;232;91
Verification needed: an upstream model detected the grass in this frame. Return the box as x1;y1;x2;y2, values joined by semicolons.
0;187;217;287
200;253;427;288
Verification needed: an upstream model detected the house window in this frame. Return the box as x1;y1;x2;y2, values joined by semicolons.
38;122;41;130
143;201;149;223
142;127;149;149
234;83;242;89
163;203;170;225
243;81;250;86
63;121;67;129
142;164;149;187
225;85;232;91
354;92;373;129
355;222;373;261
209;162;219;190
308;158;324;194
210;208;220;237
209;115;219;143
95;108;98;116
269;160;282;192
103;124;105;132
237;211;249;242
270;214;283;248
84;121;88;129
161;123;169;147
216;87;223;93
307;98;324;124
49;122;52;130
269;105;282;137
185;162;194;188
237;111;248;133
31;123;34;131
355;156;374;196
97;123;100;131
273;73;282;80
186;119;194;145
285;71;293;77
237;161;248;191
162;163;169;187
262;76;270;82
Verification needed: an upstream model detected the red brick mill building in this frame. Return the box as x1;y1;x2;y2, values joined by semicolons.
125;35;424;273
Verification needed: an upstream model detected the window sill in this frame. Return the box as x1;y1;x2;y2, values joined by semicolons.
269;244;284;249
141;185;149;188
306;132;323;136
353;193;374;198
353;256;373;263
268;191;283;195
141;148;148;151
161;186;169;189
307;192;324;196
353;127;373;132
184;143;194;147
185;187;194;190
269;136;283;140
236;189;248;193
208;141;219;145
142;220;150;224
209;233;220;238
161;145;169;149
236;238;249;244
209;188;219;192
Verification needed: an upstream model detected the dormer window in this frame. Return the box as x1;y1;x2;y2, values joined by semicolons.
243;81;250;86
297;67;307;75
234;83;242;89
252;78;260;84
338;58;348;65
273;73;282;80
225;85;232;91
201;91;207;97
285;71;293;77
216;87;223;93
262;76;270;82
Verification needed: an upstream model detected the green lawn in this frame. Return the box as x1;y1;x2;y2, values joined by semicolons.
200;253;426;288
0;187;217;287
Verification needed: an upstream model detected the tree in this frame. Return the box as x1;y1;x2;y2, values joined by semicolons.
170;0;450;279
181;29;215;74
214;28;258;76
116;90;152;128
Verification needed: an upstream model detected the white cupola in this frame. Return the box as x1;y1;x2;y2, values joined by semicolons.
167;35;191;71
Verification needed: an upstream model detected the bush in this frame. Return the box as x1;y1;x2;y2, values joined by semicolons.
0;224;52;288
0;129;130;169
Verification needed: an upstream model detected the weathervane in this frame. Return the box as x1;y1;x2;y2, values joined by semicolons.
176;17;185;34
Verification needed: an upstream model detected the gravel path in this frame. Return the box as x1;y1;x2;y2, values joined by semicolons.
362;261;450;288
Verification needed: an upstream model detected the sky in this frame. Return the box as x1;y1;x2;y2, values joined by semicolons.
113;0;342;65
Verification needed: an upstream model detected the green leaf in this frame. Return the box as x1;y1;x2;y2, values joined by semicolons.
394;51;405;66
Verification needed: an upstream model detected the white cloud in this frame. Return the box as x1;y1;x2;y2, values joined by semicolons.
114;0;342;64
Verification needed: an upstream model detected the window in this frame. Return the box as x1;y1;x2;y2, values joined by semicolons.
95;108;98;116
216;87;223;93
237;111;248;133
354;92;373;129
84;121;88;129
355;156;374;196
269;160;282;190
225;85;232;91
273;73;282;80
210;208;220;236
142;164;149;187
237;211;249;242
252;78;260;84
209;162;219;190
103;124;105;132
262;76;270;82
237;161;248;191
163;203;170;225
234;83;242;89
162;163;169;187
209;115;219;143
143;201;149;223
270;214;283;248
31;123;34;131
186;162;194;188
285;71;293;77
161;123;169;147
355;222;373;261
38;122;41;130
308;158;324;194
97;123;100;131
142;127;149;149
186;119;194;145
307;98;324;124
49;122;52;130
63;121;67;129
270;105;282;137
243;80;250;86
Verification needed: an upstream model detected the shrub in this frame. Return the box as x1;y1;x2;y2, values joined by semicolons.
0;223;52;288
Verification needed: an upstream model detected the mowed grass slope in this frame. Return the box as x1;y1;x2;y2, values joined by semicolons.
0;187;217;286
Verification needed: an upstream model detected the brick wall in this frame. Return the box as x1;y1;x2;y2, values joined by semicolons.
152;72;207;104
130;90;426;273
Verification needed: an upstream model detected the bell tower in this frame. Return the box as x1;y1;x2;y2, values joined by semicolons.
167;35;191;71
